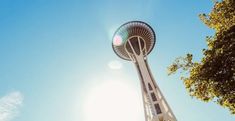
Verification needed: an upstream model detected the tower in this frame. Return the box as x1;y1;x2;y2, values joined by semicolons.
112;21;177;121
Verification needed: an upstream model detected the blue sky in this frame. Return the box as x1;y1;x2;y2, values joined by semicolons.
0;0;234;121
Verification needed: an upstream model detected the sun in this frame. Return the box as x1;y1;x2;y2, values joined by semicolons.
83;80;143;121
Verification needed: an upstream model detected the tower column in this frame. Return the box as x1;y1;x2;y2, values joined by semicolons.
134;54;176;121
125;37;176;121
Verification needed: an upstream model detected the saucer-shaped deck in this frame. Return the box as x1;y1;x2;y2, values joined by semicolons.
112;21;156;61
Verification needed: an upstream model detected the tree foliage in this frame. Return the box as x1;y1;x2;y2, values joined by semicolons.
168;0;235;114
199;0;235;32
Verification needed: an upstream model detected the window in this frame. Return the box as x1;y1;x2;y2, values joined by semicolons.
154;104;162;114
148;83;153;90
151;93;157;101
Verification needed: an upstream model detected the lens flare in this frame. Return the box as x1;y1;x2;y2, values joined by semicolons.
113;35;123;46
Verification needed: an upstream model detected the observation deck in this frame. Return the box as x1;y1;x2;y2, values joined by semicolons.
112;21;156;61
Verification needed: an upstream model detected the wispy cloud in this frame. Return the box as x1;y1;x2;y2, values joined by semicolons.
0;91;24;121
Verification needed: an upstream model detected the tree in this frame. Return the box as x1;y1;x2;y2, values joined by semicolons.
168;0;235;114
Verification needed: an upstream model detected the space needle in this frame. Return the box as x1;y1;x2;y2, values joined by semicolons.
112;21;177;121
